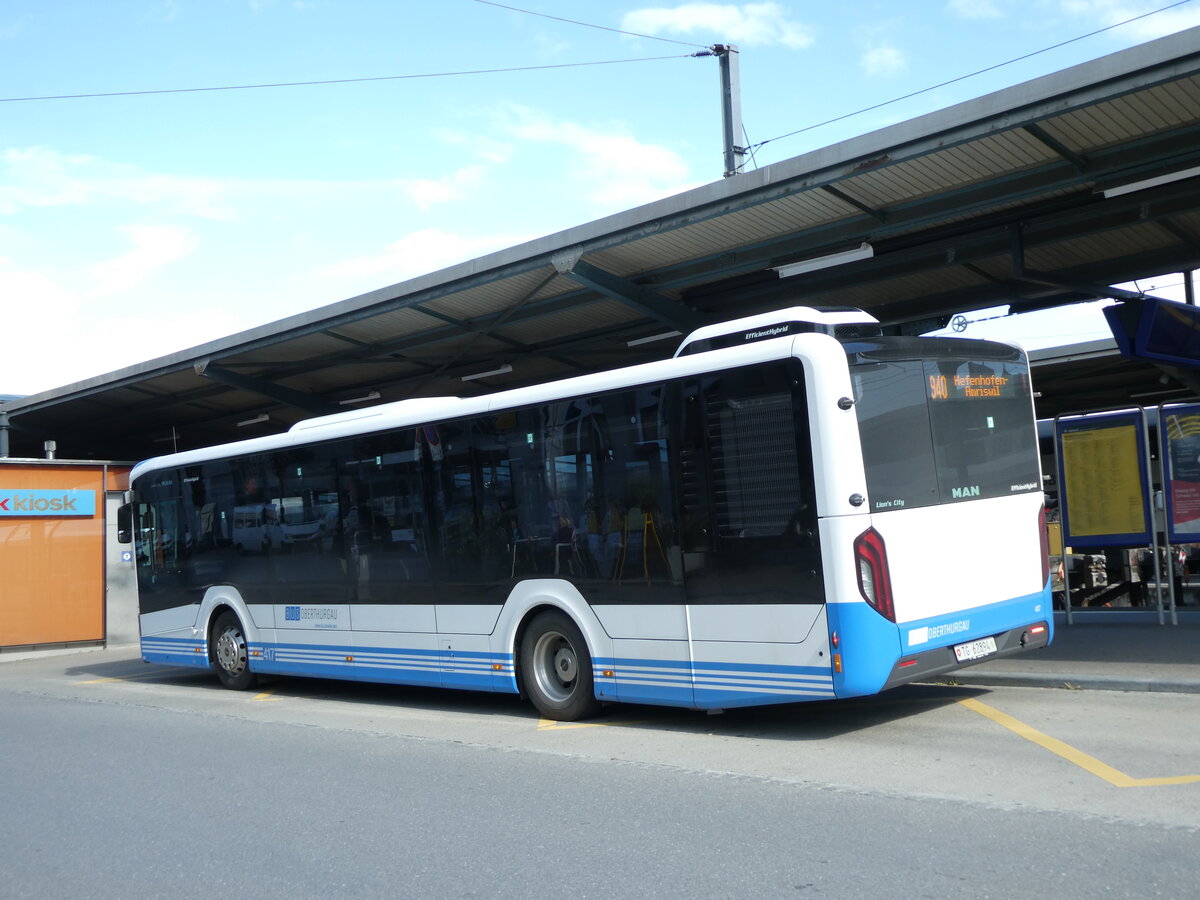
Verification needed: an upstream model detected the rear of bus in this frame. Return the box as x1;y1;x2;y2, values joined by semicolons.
828;335;1052;697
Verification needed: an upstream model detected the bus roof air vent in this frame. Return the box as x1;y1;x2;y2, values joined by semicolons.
290;396;460;433
834;322;884;340
674;306;879;357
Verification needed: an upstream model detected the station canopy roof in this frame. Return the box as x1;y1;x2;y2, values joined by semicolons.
5;27;1200;461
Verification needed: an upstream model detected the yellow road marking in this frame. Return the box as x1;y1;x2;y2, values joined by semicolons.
78;672;165;684
537;717;650;730
960;697;1200;788
252;689;280;702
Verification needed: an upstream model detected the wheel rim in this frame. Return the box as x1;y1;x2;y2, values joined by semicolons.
531;630;578;703
215;625;247;677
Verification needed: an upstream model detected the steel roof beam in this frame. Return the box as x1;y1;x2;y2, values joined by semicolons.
193;362;339;416
553;253;706;332
687;158;1200;315
878;242;1200;321
1023;123;1090;172
821;185;888;222
661;123;1200;295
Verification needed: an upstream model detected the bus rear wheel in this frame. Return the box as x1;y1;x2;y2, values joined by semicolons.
520;611;600;721
211;611;258;691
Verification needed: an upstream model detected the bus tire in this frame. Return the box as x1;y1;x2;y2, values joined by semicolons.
211;610;258;691
520;610;601;721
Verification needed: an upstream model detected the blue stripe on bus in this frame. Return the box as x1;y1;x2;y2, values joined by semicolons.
141;635;210;669
144;634;854;709
251;640;518;693
142;633;836;708
828;586;1052;698
594;656;835;708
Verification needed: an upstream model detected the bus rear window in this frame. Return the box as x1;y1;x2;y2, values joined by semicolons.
850;342;1040;512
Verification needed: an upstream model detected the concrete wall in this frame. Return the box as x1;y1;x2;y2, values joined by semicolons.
105;492;139;645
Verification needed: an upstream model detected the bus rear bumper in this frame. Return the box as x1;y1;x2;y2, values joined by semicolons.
880;621;1051;691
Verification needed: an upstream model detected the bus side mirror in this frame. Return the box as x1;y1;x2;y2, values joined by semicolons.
116;503;132;544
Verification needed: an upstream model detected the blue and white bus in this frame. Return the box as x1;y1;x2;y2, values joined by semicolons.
121;306;1051;720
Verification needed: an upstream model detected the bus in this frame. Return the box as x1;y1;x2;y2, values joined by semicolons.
120;306;1052;720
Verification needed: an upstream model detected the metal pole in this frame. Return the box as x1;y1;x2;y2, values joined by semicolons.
1055;415;1073;625
0;409;8;458
1159;403;1180;625
1185;269;1196;306
715;44;743;178
1143;406;1165;625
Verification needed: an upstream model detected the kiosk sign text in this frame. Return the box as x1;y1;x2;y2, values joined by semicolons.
0;489;96;517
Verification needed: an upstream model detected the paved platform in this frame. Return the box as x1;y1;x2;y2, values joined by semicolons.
952;616;1200;694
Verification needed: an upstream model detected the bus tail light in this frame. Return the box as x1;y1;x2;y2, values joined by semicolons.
1038;504;1051;587
854;526;895;622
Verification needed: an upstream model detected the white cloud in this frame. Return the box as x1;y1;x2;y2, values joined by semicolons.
0;147;236;220
533;32;571;56
432;130;514;165
0;14;33;40
1060;1;1200;40
88;224;199;298
317;228;533;284
0;257;257;394
0;269;78;321
621;2;814;49
501;107;698;209
946;0;1003;18
399;164;489;211
861;45;907;77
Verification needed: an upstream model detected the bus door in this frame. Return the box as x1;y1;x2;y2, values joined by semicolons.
679;361;826;645
133;476;202;637
342;430;438;635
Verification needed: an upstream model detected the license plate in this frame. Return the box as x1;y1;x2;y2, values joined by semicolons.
953;636;997;662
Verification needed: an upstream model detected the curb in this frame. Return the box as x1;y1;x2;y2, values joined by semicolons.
932;672;1200;694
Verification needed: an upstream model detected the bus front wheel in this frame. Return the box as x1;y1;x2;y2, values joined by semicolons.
520;611;600;721
211;611;258;691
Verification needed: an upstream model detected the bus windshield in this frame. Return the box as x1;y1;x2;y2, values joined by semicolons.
848;338;1040;512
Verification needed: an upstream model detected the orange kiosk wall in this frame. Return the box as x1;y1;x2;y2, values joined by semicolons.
0;461;130;649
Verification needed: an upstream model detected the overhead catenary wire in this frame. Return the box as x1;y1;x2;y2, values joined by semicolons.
747;0;1196;154
0;54;694;103
1;0;1191;153
470;0;710;49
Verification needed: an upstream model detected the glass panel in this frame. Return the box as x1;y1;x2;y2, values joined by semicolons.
851;360;939;511
851;342;1039;510
343;431;430;603
926;357;1040;502
680;361;823;605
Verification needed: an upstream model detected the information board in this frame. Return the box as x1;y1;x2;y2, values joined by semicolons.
1161;404;1200;543
1056;412;1151;547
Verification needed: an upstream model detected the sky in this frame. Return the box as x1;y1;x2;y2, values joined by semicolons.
2;0;1200;397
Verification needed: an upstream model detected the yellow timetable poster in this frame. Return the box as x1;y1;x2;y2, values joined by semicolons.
1060;424;1148;538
